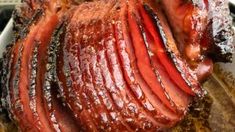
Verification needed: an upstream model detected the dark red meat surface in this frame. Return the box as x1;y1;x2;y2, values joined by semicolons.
0;0;233;131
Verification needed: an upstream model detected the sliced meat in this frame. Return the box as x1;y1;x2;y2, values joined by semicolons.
1;0;234;131
94;20;133;131
115;0;179;126
43;22;81;132
160;0;234;79
13;21;45;131
127;1;178;113
137;1;192;112
104;18;162;130
32;14;59;132
139;4;203;96
160;0;208;60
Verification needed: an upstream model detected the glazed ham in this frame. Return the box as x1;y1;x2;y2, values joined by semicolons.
0;0;234;131
160;0;234;80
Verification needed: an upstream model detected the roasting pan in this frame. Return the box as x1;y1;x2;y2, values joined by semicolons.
0;2;235;132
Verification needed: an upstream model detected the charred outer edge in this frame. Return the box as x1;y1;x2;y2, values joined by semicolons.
13;9;43;40
143;4;202;96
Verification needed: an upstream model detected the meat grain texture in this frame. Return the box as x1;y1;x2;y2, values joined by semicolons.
0;0;234;131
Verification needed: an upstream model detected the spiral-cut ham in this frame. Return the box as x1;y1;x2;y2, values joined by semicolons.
0;0;233;131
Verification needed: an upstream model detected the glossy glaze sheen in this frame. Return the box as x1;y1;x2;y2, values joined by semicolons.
0;0;233;131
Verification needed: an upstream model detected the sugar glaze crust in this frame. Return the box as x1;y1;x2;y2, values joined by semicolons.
0;0;233;131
